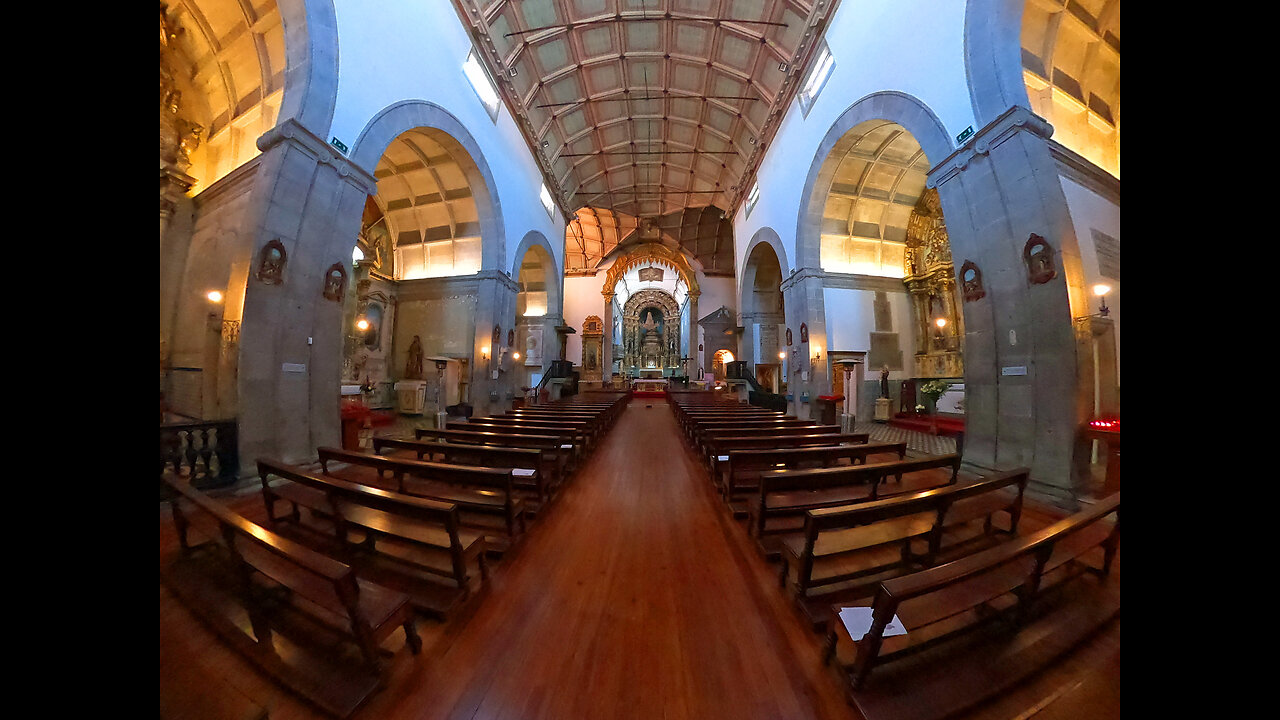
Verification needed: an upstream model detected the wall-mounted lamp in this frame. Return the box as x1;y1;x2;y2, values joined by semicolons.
512;351;521;361
1092;284;1111;317
778;351;786;360
206;290;224;303
355;317;370;332
481;345;491;362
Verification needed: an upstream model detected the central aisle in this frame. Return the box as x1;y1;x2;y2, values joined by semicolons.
374;398;857;720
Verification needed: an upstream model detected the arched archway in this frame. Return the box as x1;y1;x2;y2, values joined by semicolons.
513;231;563;387
739;233;786;393
349;100;505;272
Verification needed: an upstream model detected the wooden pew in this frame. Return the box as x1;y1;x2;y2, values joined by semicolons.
479;414;604;450
778;468;1030;626
704;430;860;476
415;427;574;480
256;459;488;618
448;418;592;456
160;475;421;718
828;494;1119;720
749;453;964;554
316;447;527;552
372;436;550;511
718;441;908;513
689;419;825;456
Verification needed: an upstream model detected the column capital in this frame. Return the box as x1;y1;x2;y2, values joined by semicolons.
257;118;378;195
927;104;1054;188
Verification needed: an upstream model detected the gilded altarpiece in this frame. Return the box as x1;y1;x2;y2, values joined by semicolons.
904;189;964;379
581;315;604;383
620;289;681;372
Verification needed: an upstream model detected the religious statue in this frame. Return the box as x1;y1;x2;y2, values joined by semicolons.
641;309;658;334
405;336;424;380
880;365;890;398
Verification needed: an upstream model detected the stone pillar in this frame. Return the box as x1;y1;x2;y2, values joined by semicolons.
471;269;519;418
781;268;828;419
687;292;698;379
602;293;615;383
237;119;378;474
929;105;1092;506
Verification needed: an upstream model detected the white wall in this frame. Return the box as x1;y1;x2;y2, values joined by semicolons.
562;273;607;366
822;287;917;372
695;275;738;360
1059;176;1120;381
733;0;975;269
328;1;565;275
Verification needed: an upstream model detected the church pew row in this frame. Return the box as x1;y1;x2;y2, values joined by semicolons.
256;459;490;617
315;447;528;554
690;420;830;458
706;432;868;479
718;441;909;515
451;418;596;455
372;436;550;509
749;453;964;553
776;465;1026;622
415;427;575;478
827;493;1120;720
160;475;422;719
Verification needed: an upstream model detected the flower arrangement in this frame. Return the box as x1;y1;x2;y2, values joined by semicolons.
919;380;953;412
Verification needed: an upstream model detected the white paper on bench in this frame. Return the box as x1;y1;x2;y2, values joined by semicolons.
512;468;536;476
838;606;907;641
718;455;729;461
561;444;573;449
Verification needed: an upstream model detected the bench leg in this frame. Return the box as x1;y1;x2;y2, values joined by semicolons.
823;629;837;665
403;618;422;655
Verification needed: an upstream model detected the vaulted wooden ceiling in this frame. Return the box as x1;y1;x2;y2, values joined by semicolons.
450;0;840;219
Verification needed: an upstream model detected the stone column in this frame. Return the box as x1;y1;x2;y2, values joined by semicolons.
471;269;519;417
929;105;1092;506
781;268;828;419
236;119;378;474
687;292;698;379
602;293;614;384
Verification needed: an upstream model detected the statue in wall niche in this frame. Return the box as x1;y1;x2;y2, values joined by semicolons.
405;336;425;380
322;263;347;301
881;365;890;399
1023;234;1057;285
257;240;287;285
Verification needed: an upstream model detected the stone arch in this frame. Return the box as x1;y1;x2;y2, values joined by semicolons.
739;228;787;370
601;242;700;299
512;230;563;322
348;100;505;272
795;91;954;271
276;0;340;139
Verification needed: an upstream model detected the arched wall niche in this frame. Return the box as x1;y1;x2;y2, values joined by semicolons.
513;230;563;380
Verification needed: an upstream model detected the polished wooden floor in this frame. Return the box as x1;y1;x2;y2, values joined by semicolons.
159;398;1119;720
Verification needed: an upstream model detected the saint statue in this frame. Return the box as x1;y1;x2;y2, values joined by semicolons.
880;365;890;399
406;336;425;380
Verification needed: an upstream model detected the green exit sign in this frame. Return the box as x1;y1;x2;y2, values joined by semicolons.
330;137;349;154
956;126;974;144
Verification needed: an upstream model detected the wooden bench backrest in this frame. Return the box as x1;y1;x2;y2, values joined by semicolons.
712;433;870;451
415;427;567;450
317;447;515;493
761;454;961;496
729;441;907;469
805;467;1028;534
705;425;841;439
372;437;540;467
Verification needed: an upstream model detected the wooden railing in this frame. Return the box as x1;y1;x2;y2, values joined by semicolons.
160;419;238;490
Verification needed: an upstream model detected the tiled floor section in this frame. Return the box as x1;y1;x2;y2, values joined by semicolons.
854;421;958;456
